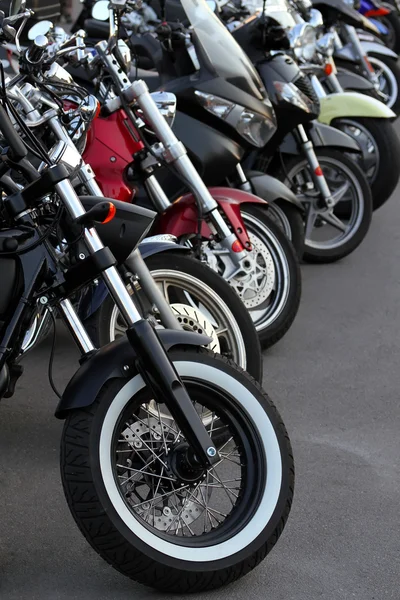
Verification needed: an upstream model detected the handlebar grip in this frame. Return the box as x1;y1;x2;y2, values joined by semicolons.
0;104;27;160
26;35;48;64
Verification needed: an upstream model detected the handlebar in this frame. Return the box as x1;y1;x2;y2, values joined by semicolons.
0;104;27;161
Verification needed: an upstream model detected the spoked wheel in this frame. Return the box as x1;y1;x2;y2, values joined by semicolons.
86;252;262;382
61;349;294;593
206;205;301;348
368;54;400;112
332;118;400;210
280;149;373;263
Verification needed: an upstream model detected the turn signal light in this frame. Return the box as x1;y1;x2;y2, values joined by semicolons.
324;63;333;76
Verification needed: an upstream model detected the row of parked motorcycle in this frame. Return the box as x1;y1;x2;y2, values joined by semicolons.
0;0;398;593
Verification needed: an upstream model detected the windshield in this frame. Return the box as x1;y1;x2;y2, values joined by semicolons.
181;0;266;100
242;0;298;27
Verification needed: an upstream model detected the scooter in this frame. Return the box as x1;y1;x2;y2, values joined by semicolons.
260;0;400;209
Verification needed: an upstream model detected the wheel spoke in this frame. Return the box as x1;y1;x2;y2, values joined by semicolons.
305;209;318;240
322;212;347;233
331;180;350;205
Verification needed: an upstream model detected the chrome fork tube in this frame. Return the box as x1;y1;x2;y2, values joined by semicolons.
344;25;378;84
58;299;96;353
131;80;248;263
130;80;219;215
296;125;334;208
55;179;142;326
77;165;180;329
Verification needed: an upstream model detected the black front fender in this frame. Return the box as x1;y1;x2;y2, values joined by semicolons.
336;69;376;92
245;170;304;212
138;240;190;260
309;122;361;153
55;329;211;419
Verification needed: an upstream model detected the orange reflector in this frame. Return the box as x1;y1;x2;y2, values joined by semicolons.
324;63;333;76
364;56;375;73
232;239;244;252
315;166;323;177
102;202;116;224
94;99;101;119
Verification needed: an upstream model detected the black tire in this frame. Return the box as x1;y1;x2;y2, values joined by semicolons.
277;149;373;263
236;204;301;348
60;349;294;593
266;200;305;259
379;5;400;53
332;117;400;211
86;252;263;383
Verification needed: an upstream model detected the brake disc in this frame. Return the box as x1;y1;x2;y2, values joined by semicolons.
225;233;275;309
170;303;220;353
120;420;207;532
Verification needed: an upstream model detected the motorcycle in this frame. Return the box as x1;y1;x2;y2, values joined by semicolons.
270;0;400;210
0;1;294;591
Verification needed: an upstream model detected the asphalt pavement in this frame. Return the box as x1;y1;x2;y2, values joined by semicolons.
0;157;399;599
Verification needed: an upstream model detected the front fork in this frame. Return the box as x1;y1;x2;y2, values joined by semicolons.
343;25;380;87
129;80;249;269
56;177;219;467
295;125;335;209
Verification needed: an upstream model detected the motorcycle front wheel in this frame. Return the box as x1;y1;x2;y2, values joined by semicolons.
86;252;262;383
207;206;302;349
279;149;373;263
60;349;294;593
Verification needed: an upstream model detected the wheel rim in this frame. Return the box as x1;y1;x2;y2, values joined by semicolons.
99;361;282;561
334;119;380;184
286;156;364;251
108;270;247;370
218;213;291;332
369;56;398;108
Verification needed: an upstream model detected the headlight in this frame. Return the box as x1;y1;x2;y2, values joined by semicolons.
273;81;313;113
194;91;274;148
289;23;317;63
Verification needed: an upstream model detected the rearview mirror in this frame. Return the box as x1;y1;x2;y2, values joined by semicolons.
9;0;25;16
28;20;53;40
92;0;109;21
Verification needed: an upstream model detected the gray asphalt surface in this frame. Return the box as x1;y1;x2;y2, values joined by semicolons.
1;168;400;598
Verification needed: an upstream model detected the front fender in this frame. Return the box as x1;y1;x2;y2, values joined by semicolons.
319;92;395;124
245;171;304;212
336;68;376;91
55;329;212;418
156;187;267;249
361;40;398;58
309;121;361;152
